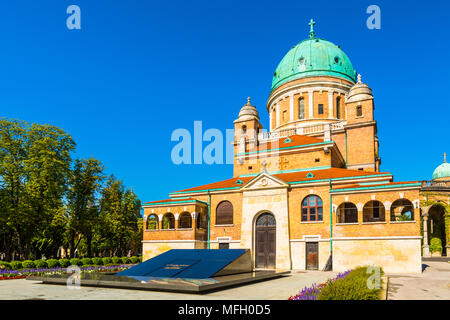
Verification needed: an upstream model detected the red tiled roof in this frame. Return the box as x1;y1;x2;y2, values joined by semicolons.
332;181;420;190
243;135;325;153
171;168;392;194
143;197;200;205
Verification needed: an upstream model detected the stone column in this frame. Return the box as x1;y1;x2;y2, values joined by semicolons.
422;213;430;257
328;91;334;118
308;91;314;118
289;94;294;121
269;106;273;131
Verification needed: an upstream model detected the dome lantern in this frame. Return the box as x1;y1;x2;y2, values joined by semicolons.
271;19;357;92
432;153;450;180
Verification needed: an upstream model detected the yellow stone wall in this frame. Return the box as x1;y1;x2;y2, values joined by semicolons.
332;238;422;273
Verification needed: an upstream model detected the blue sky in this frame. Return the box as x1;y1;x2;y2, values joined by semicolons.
1;0;449;204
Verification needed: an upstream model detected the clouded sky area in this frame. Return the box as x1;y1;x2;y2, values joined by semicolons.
1;0;449;204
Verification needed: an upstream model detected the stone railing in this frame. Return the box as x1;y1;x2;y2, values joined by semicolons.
258;121;346;141
420;180;450;190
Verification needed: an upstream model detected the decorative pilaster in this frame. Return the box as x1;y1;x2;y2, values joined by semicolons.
422;213;430;257
289;94;294;121
276;103;280;128
328;91;334;118
308;91;314;118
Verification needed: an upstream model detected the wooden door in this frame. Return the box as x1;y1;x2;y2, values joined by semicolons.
255;213;276;269
306;242;318;270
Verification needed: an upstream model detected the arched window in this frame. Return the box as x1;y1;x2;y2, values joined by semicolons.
299;98;305;119
390;199;414;221
216;201;233;225
242;125;247;135
336;97;341;119
363;201;385;222
146;214;158;230
162;213;175;229
196;211;208;229
256;212;276;227
301;195;323;222
336;202;358;223
178;212;192;229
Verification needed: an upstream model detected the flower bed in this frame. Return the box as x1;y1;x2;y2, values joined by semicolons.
288;270;351;300
0;264;135;280
288;266;383;300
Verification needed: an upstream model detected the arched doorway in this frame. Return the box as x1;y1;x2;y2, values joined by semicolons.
428;204;447;256
255;212;276;269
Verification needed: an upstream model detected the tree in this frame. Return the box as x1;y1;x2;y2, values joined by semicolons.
66;158;104;258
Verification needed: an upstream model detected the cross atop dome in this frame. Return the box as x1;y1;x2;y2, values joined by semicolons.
309;19;316;38
247;97;251;105
444;152;447;163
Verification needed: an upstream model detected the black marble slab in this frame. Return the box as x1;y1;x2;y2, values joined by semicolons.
27;270;290;294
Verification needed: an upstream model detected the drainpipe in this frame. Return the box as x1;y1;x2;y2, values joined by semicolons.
344;131;348;168
207;190;211;249
329;179;333;262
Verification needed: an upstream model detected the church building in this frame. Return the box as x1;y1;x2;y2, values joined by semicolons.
141;20;450;274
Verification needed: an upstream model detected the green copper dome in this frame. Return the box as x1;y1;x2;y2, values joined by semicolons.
432;160;450;180
271;20;356;91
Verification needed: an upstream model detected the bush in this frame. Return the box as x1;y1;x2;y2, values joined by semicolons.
92;257;103;266
10;261;23;270
130;256;139;264
317;266;383;300
22;260;36;269
59;259;71;268
81;258;92;266
0;261;11;270
102;257;112;265
34;260;48;268
120;257;131;264
46;259;60;268
111;257;121;264
430;237;443;253
69;258;82;266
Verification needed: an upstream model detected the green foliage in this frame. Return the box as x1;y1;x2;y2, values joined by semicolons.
22;260;36;268
46;259;60;268
318;266;383;300
92;257;103;265
102;257;112;265
69;258;82;266
130;256;139;264
0;118;142;261
34;260;48;268
59;259;71;268
10;261;23;270
81;258;92;266
111;256;121;264
430;237;443;253
0;261;12;270
120;257;131;264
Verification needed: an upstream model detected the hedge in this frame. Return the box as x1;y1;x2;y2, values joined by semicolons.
69;258;82;266
81;258;92;266
10;261;23;270
59;259;71;268
120;257;131;264
34;260;48;268
102;257;112;265
22;260;36;269
430;237;442;253
92;257;103;266
317;266;383;300
0;261;11;270
111;257;121;264
47;259;60;268
130;256;139;264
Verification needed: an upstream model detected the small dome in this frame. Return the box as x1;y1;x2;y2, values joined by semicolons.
346;74;373;103
432;155;450;180
271;20;356;92
235;97;259;123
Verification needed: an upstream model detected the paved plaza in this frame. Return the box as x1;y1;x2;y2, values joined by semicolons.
387;261;450;300
0;270;337;300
